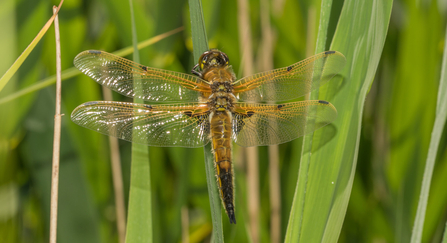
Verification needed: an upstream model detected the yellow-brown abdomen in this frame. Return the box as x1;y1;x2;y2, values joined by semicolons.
210;110;236;223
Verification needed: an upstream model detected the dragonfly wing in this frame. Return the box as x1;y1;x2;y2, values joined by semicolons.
74;50;211;102
71;101;210;147
232;100;337;147
232;51;346;102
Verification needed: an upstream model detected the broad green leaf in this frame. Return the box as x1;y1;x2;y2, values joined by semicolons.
287;0;334;241
286;0;393;242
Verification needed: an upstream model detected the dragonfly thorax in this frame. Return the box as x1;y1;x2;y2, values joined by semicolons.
215;97;229;111
208;92;236;111
210;80;233;92
205;70;236;112
203;67;236;84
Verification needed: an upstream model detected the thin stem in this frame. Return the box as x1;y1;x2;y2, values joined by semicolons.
257;0;280;242
181;206;189;243
237;0;259;241
102;86;126;243
410;24;447;243
49;5;61;243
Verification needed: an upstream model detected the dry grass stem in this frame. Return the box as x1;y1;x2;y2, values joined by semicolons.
50;5;62;243
181;206;189;243
237;0;259;241
306;7;316;57
257;0;281;242
268;146;281;243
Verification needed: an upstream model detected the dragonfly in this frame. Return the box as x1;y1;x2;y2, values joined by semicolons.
71;49;346;224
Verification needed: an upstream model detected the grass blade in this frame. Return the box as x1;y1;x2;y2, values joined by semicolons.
0;0;63;93
0;28;182;106
410;24;447;243
125;0;152;242
188;0;224;242
189;0;208;60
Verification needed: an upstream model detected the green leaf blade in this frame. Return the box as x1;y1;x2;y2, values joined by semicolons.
188;0;224;242
0;1;63;93
285;0;335;242
410;23;447;243
125;0;152;242
286;0;393;242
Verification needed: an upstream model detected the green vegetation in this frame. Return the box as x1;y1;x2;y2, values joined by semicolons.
0;0;446;242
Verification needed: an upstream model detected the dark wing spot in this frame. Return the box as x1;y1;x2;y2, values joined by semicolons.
197;115;210;131
233;112;250;135
183;112;210;134
84;101;99;106
141;65;148;71
318;100;329;104
325;51;335;55
277;104;284;109
287;66;293;72
88;50;102;54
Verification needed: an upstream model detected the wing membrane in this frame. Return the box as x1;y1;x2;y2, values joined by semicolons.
232;51;346;102
74;50;211;102
71;101;210;147
232;100;337;147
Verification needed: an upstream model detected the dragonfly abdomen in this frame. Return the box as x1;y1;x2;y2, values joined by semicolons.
210;110;236;224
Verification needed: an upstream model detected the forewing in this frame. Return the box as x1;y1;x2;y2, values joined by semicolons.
74;50;211;102
232;100;337;147
232;51;346;102
71;101;210;147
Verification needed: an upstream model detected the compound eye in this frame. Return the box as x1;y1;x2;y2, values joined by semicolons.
199;56;208;69
198;51;212;69
221;52;229;64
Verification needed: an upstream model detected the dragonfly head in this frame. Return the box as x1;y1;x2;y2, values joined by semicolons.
198;49;229;70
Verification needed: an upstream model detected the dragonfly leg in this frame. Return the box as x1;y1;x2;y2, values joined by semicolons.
191;63;202;77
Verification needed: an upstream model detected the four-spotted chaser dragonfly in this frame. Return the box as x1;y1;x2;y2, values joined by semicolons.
71;49;346;224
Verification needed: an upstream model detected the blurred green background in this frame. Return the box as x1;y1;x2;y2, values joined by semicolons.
0;0;446;242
